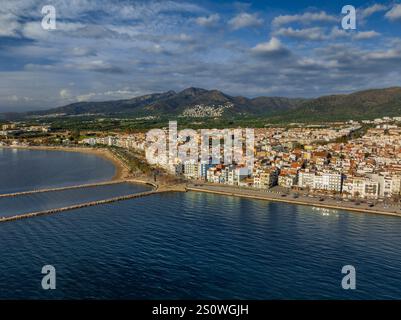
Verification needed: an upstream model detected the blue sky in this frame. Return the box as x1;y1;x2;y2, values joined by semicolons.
1;0;401;111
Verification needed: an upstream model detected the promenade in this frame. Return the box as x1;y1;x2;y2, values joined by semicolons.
187;183;401;218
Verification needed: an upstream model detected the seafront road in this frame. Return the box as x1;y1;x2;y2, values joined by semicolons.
186;183;401;218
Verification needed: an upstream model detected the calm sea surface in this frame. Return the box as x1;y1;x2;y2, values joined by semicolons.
1;148;401;299
0;148;116;193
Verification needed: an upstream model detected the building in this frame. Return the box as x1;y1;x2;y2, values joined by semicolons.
253;168;279;189
1;124;16;130
298;170;315;189
198;161;213;180
183;160;198;179
313;172;343;192
278;173;297;188
343;176;379;199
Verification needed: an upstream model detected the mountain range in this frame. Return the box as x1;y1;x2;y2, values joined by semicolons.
5;86;401;122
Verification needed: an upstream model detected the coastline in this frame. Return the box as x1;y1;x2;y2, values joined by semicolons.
2;145;401;219
0;145;129;181
187;184;401;218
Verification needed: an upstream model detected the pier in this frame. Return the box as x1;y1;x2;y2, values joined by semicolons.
0;180;130;198
0;183;186;223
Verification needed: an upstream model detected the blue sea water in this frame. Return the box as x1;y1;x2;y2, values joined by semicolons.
1;149;401;299
0;148;116;194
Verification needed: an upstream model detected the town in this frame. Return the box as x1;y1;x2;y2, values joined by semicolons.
2;116;401;203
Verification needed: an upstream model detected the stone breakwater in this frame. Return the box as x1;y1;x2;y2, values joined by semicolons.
0;183;184;223
0;180;127;198
0;190;156;223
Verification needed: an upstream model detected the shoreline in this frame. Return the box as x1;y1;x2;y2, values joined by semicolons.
187;184;401;218
0;145;130;181
2;145;401;219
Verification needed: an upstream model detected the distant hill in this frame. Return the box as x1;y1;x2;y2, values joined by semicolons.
276;87;401;121
11;86;401;122
27;87;302;118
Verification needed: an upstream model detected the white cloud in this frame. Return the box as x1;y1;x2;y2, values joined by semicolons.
73;60;124;74
5;95;33;102
76;92;96;102
59;89;71;99
360;4;388;20
228;13;263;30
366;49;401;60
272;11;337;27
196;13;220;27
274;25;380;41
385;4;401;22
274;27;325;41
353;30;380;40
251;37;290;57
168;33;194;43
329;27;348;39
143;44;169;54
0;13;20;37
71;47;97;57
103;90;139;97
7;95;19;102
22;21;86;41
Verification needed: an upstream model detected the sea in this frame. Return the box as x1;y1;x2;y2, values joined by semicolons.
1;147;401;299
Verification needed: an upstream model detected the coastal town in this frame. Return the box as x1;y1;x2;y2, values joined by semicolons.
2;116;401;205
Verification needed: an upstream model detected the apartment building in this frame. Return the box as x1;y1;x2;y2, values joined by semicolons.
313;172;343;192
253;168;279;189
343;176;379;199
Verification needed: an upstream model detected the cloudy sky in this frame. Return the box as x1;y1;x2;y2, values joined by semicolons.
1;0;401;111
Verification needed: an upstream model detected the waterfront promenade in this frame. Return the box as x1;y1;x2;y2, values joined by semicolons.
187;183;401;218
2;179;401;223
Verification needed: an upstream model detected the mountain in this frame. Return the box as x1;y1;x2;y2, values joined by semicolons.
29;90;177;116
276;87;401;121
14;86;401;122
25;87;305;119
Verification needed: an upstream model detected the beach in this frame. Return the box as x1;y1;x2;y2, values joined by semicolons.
0;145;130;181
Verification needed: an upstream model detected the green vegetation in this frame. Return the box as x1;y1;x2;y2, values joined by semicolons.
4;87;401;132
14;87;401;129
111;146;153;175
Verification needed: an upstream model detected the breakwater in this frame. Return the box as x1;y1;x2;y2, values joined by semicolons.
0;183;184;223
0;190;156;223
0;180;127;198
0;179;158;198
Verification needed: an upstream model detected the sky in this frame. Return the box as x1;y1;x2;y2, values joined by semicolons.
1;0;401;112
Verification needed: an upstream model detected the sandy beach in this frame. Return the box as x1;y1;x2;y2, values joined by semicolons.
0;145;130;181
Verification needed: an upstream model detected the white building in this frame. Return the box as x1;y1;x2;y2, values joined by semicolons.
253;168;278;189
278;174;297;188
313;172;343;192
298;170;315;189
183;160;198;179
343;177;379;199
